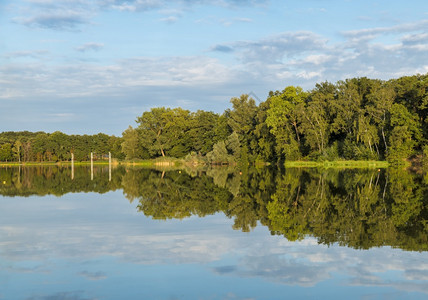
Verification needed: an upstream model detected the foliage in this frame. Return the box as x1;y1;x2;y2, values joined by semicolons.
206;132;241;164
122;126;146;160
1;73;427;164
0;131;122;162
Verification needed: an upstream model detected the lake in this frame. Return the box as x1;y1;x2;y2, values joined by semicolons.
0;165;427;300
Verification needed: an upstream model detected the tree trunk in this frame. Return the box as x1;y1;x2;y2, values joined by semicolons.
381;127;388;156
292;121;300;142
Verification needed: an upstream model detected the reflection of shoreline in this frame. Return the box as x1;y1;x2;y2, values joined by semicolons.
284;160;390;168
0;161;115;167
0;166;426;252
0;165;125;197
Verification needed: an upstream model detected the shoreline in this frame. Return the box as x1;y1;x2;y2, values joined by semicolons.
284;160;390;168
1;159;391;169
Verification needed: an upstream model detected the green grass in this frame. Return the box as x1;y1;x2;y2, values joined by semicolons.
284;160;389;169
0;162;22;167
120;160;154;166
1;158;390;169
120;157;181;167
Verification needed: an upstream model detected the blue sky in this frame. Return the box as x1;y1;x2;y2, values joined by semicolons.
1;0;428;135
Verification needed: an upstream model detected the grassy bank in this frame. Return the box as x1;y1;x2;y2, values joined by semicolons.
1;158;390;169
284;160;390;168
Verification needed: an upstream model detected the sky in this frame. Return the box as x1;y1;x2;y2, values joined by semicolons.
1;0;428;136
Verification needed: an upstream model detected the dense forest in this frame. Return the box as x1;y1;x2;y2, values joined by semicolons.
0;131;125;162
1;74;427;165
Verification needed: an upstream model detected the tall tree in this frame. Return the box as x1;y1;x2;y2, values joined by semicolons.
266;86;308;160
188;110;219;155
12;140;22;163
136;107;192;158
227;94;258;159
387;103;422;163
331;79;362;139
122;126;144;159
366;82;395;157
137;107;171;157
253;97;277;162
0;143;13;161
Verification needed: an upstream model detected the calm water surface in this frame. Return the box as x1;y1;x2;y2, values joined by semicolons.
0;166;426;300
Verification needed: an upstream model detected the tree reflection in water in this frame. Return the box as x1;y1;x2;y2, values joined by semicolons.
0;165;426;251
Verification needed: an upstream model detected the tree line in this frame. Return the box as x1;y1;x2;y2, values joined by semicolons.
1;73;427;164
123;74;428;164
0;131;124;162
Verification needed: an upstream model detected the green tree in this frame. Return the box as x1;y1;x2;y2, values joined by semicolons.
12;140;22;163
50;131;70;161
393;74;428;145
165;107;192;158
214;114;231;143
188;110;220;155
136;107;171;157
227;94;258;159
136;107;192;158
109;136;125;160
387;103;421;163
331;80;361;139
206;132;241;164
366;82;395;157
253;98;277;162
33;133;49;161
122;126;144;159
225;132;241;160
356;114;379;159
0;143;13;161
297;98;329;156
266;86;308;160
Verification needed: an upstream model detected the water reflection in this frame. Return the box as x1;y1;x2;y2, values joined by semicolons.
0;165;427;299
0;165;426;251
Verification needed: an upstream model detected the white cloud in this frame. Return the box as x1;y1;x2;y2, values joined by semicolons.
235;31;328;63
110;2;160;12
75;43;105;52
2;50;49;60
46;113;76;122
401;32;428;45
207;20;428;89
0;56;241;99
297;71;321;80
16;13;89;30
78;271;107;281
342;20;428;39
0;56;249;133
300;54;332;65
159;16;179;23
220;17;253;27
11;1;96;30
42;0;267;14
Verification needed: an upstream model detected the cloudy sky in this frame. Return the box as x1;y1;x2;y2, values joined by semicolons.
1;0;428;135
